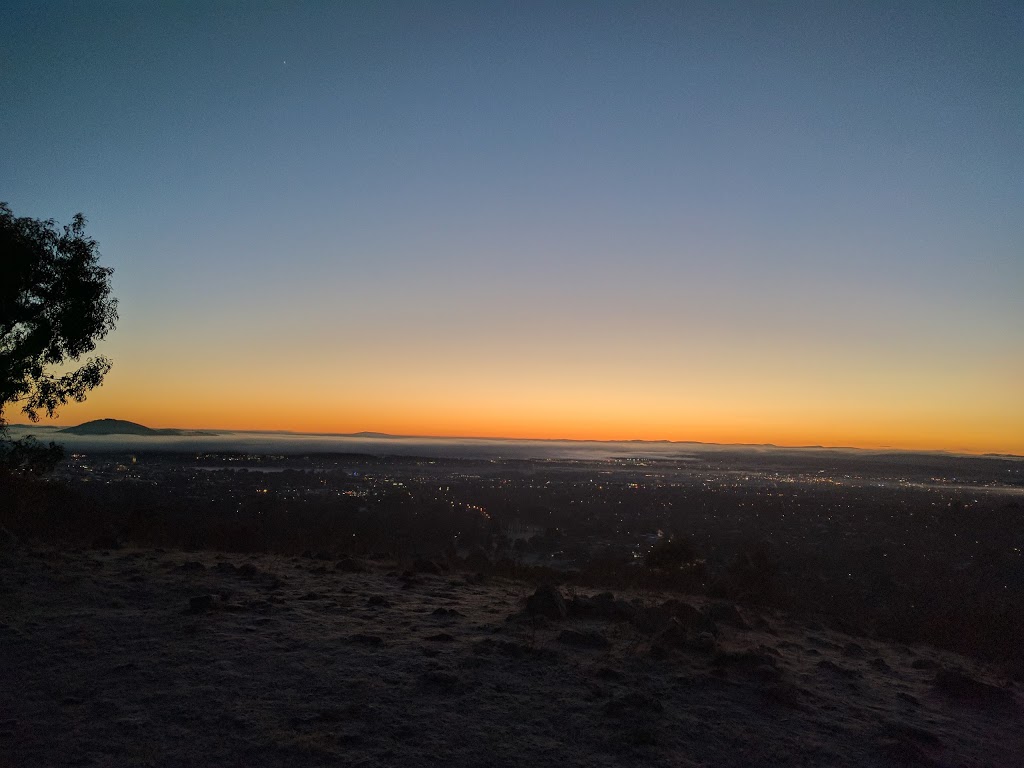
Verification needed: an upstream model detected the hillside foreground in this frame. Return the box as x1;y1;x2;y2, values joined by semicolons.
1;544;1020;767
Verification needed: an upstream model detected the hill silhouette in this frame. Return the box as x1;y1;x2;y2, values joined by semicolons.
59;419;213;436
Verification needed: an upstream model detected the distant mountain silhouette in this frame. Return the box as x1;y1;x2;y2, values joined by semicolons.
59;419;214;436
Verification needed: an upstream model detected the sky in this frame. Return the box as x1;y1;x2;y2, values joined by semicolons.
2;1;1022;454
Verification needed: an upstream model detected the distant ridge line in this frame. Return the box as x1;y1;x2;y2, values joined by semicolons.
6;419;1020;459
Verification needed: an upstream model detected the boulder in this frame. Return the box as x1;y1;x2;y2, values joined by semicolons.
816;659;860;679
526;584;567;620
842;642;866;658
425;632;455;642
567;595;597;618
557;629;611;649
398;570;421;586
91;534;122;551
420;670;460;692
704;601;750;630
413;558;443;575
432;607;463;617
610;600;636;621
692;631;718;653
238;563;261;579
934;668;1017;709
667;600;709;631
335;558;365;573
715;648;778;671
188;595;215;613
603;692;663;717
655;619;717;654
348;633;384;646
631;605;673;635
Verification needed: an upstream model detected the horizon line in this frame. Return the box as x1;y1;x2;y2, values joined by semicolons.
6;419;1023;460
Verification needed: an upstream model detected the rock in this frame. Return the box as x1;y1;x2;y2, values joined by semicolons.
816;659;860;679
632;605;673;635
472;639;496;655
870;657;891;672
716;649;778;671
576;592;634;622
595;666;623;680
911;658;939;670
933;668;1017;709
567;595;597;617
526;584;567;620
336;731;364;747
656;618;718;654
692;631;718;653
704;601;749;630
425;632;455;642
507;611;549;628
876;737;940;766
637;599;716;636
431;607;463;617
611;600;636;621
557;629;611;649
335;558;365;573
413;559;443;575
91;535;122;550
214;562;238;574
189;595;215;613
366;595;391;608
760;679;806;709
179;560;205;572
842;642;866;657
882;722;942;747
395;573;419;589
348;633;384;646
654;617;685;646
666;600;709;630
603;692;663;717
238;563;261;579
420;670;460;692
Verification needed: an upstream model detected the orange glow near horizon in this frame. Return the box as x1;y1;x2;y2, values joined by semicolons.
7;301;1022;458
13;346;1024;456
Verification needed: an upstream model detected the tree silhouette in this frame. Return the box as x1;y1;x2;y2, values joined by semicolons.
1;203;117;470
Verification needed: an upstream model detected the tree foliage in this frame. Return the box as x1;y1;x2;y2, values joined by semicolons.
0;202;117;427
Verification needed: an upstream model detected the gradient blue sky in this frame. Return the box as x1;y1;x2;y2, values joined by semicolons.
3;1;1022;452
